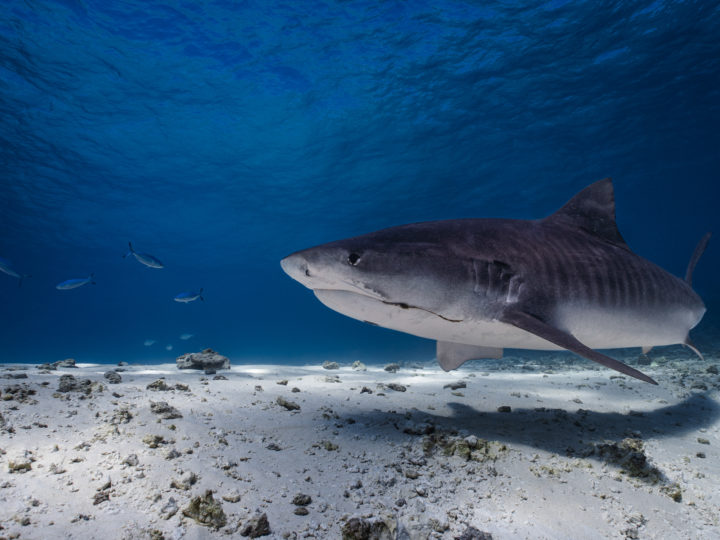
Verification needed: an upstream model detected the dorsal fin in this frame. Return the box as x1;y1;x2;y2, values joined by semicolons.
544;178;629;250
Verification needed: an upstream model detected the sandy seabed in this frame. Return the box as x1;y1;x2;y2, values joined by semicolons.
0;352;719;540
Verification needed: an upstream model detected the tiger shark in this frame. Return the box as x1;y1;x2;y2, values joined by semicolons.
281;179;710;385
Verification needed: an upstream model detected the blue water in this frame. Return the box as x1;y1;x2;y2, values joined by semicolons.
1;1;718;365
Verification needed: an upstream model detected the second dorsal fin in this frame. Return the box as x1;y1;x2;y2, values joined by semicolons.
544;178;629;249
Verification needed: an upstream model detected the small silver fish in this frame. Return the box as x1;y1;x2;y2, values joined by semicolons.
179;333;194;340
174;288;204;303
123;242;164;269
144;339;156;347
56;274;95;290
0;257;31;287
166;344;173;351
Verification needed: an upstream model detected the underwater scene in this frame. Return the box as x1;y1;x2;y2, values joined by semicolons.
1;1;719;539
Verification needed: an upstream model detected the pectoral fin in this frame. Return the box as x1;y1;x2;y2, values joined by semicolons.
500;309;658;385
437;341;503;372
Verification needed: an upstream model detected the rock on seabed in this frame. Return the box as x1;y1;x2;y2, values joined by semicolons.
176;349;230;370
181;490;227;529
240;512;271;537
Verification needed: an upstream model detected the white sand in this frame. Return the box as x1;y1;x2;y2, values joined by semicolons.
0;353;718;539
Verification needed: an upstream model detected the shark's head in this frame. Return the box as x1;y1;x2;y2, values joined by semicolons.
281;226;468;327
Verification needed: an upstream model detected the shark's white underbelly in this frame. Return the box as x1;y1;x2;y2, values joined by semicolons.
314;290;700;351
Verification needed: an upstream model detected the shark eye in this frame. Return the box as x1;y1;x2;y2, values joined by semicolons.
348;253;361;266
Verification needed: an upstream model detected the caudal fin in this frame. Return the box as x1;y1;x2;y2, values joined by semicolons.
18;274;31;288
685;232;711;286
123;242;134;259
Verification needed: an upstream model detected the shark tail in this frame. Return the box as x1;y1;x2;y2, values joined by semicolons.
199;287;204;301
123;242;134;259
18;274;31;288
681;233;710;362
685;232;711;286
90;273;96;285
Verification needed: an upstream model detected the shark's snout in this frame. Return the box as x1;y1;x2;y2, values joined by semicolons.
280;252;310;285
281;248;363;294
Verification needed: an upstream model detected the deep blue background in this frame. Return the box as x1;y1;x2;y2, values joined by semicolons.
1;1;718;364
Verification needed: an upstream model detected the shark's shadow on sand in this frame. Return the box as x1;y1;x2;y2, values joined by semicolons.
343;392;718;481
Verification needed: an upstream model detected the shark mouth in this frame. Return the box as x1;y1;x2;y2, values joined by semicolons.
380;300;463;323
313;288;463;324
